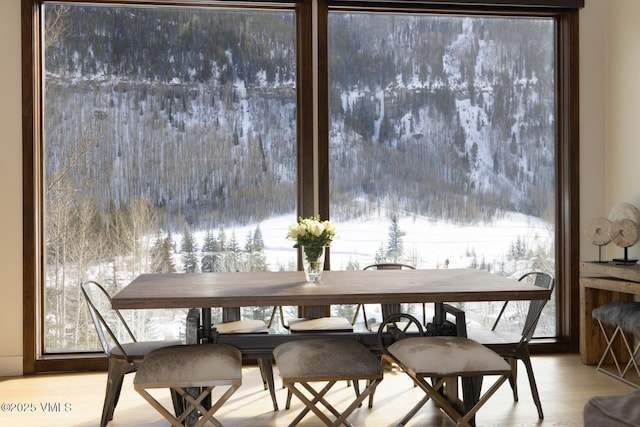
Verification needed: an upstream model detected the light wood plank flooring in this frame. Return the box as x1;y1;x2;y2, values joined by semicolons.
0;354;634;427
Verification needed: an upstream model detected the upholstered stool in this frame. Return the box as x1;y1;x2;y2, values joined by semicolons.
134;343;242;427
386;336;511;427
584;388;640;426
273;338;383;426
592;301;640;387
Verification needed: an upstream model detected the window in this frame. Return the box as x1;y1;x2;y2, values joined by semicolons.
38;1;298;354
23;0;580;372
327;12;557;335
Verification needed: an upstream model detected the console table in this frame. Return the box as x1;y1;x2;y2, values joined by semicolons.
580;261;640;364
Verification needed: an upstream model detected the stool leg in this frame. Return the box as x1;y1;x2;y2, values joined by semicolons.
287;381;342;426
596;322;624;375
397;395;430;426
619;333;640;386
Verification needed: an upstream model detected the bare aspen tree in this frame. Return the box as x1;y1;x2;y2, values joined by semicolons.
44;130;98;351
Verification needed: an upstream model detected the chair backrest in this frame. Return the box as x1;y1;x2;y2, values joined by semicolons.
222;307;242;323
492;271;555;344
363;263;416;321
363;263;415;271
81;280;137;361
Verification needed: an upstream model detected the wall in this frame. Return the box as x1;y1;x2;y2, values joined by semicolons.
0;0;626;375
0;0;25;376
579;0;608;262
579;0;640;261
604;0;640;260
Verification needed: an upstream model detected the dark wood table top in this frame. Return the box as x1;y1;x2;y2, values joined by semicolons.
112;268;550;310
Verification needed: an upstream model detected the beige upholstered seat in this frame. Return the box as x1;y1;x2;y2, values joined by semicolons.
273;338;383;426
584;388;640;426
273;307;355;409
389;336;510;374
386;336;511;427
134;343;242;427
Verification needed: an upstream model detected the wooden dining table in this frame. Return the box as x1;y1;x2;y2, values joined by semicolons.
112;268;550;425
113;268;550;341
113;268;548;308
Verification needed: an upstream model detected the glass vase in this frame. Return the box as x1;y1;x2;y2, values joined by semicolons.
301;245;325;283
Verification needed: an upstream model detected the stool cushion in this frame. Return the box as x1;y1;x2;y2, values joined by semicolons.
620;304;640;335
214;319;269;334
134;343;241;386
288;317;354;332
388;336;510;376
274;338;383;380
584;389;640;426
593;301;639;326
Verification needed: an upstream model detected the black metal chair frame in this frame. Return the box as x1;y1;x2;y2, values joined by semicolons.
354;263;417;330
453;271;555;419
81;280;181;427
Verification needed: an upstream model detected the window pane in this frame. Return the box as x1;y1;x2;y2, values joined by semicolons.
42;3;297;352
328;13;556;336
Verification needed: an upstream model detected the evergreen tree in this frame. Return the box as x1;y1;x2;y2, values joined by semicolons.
150;232;176;273
378;113;395;144
252;224;265;252
246;226;268;271
244;230;254;253
508;236;529;260
224;231;241;271
217;225;227;252
374;243;387;264
386;215;405;263
201;229;218;273
181;223;199;273
470;142;479;169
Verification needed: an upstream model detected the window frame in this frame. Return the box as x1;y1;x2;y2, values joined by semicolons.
315;0;580;355
22;0;580;373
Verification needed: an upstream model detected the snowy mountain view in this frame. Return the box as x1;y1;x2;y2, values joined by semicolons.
41;5;557;351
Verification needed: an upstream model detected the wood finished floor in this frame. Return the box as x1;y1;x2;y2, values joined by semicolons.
0;354;635;427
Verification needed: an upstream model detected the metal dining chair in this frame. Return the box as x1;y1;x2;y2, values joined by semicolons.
464;271;555;419
81;280;182;427
354;263;417;331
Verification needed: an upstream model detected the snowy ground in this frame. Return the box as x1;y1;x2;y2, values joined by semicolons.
204;211;553;274
159;211;556;338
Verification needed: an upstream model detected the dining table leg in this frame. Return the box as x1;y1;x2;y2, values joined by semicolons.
433;302;445;326
202;307;213;343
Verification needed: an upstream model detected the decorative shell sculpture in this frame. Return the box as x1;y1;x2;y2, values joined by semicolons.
607;203;640;248
585;217;612;247
585;203;640;263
